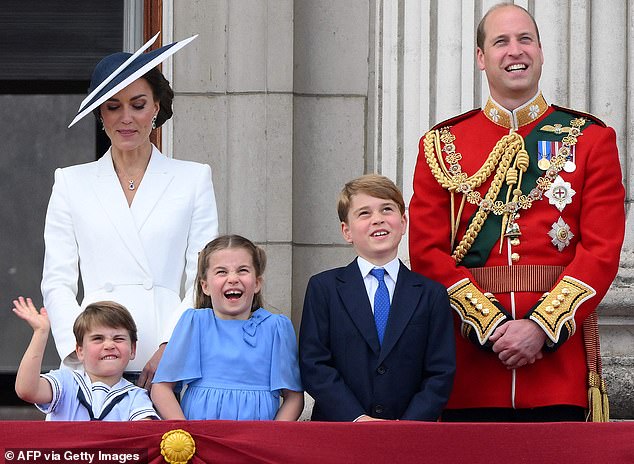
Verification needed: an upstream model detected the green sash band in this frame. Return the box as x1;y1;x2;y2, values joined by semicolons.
461;111;593;268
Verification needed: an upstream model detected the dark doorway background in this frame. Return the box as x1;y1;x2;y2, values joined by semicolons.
0;0;123;404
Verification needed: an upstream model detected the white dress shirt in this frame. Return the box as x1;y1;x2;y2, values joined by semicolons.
356;256;400;313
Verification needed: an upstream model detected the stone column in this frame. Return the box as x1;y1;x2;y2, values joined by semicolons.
171;0;295;318
291;0;372;327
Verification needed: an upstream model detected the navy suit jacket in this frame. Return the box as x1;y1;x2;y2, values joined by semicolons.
299;259;456;421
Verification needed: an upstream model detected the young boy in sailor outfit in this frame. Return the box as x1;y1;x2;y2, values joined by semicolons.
13;297;158;421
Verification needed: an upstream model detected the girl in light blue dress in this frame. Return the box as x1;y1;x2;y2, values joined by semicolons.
151;235;303;420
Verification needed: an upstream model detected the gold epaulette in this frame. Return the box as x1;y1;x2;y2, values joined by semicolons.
528;276;596;344
448;279;509;345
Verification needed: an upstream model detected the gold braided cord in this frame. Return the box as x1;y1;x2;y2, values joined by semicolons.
423;129;523;193
424;129;525;259
499;148;530;250
424;130;453;188
433;130;453;179
423;117;586;265
451;136;523;263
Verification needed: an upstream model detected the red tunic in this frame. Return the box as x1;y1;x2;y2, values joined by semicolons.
409;96;625;409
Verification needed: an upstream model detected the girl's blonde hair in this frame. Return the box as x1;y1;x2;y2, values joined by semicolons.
194;235;267;311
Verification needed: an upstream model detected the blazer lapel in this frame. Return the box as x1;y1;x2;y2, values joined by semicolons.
92;150;151;273
378;262;420;363
129;146;174;231
337;261;381;355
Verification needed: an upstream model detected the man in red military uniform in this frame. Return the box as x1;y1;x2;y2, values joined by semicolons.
409;3;625;422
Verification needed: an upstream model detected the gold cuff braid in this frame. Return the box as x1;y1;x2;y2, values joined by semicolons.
448;279;508;345
529;276;596;344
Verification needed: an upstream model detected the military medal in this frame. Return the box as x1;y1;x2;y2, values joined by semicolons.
537;141;554;170
538;140;577;173
564;151;576;172
545;176;576;212
548;217;574;251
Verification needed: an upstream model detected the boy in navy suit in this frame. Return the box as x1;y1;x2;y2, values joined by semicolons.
299;174;455;421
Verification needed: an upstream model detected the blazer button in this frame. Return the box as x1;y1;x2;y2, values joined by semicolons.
103;282;114;292
376;365;387;375
374;405;384;415
143;279;154;290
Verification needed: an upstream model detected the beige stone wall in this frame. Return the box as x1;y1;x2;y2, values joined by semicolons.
170;0;295;318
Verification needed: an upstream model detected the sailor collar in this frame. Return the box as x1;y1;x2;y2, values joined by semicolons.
73;370;136;421
483;92;548;130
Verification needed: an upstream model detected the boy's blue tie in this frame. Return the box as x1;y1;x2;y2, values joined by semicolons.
370;268;390;345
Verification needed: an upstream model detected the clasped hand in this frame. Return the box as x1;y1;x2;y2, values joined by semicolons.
489;319;546;369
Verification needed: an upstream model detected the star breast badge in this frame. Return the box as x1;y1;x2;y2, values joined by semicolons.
545;176;576;212
548;217;574;251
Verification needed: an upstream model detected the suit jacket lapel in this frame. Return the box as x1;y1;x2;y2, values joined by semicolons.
378;262;420;364
92;150;151;273
129;146;174;231
337;260;381;355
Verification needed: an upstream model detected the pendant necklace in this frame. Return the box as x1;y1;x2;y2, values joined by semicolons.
114;157;149;191
119;169;143;191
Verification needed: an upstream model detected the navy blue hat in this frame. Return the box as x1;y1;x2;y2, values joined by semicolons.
69;32;197;128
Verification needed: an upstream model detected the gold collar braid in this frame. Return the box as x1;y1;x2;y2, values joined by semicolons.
484;92;548;130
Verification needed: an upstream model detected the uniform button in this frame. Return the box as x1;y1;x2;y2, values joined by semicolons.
511;252;520;262
374;405;384;415
143;279;153;290
377;366;387;375
510;238;520;247
103;282;114;292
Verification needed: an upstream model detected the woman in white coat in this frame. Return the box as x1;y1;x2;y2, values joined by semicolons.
41;34;218;389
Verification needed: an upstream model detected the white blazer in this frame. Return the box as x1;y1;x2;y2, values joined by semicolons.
41;146;218;371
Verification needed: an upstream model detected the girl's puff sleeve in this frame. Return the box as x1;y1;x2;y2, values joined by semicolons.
270;315;302;393
153;308;203;391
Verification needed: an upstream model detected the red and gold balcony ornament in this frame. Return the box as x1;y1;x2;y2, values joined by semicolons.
160;429;196;464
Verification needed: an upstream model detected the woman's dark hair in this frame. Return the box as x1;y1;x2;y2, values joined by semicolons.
92;67;174;128
142;67;174;127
